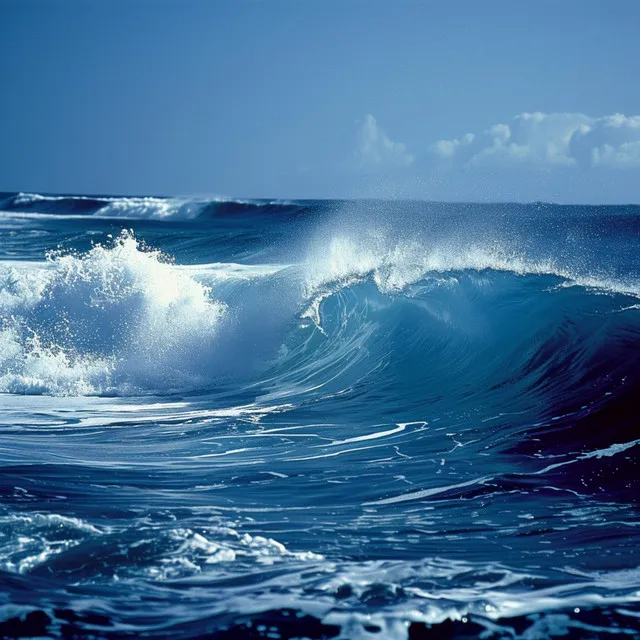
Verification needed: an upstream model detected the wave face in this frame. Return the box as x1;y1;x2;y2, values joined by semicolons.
1;193;640;639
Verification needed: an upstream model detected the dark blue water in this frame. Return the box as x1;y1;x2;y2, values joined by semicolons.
0;192;639;639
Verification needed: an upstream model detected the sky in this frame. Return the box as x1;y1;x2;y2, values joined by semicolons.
1;0;639;203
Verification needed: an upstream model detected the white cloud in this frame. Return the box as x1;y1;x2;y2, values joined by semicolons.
354;114;415;170
573;114;640;168
431;112;640;169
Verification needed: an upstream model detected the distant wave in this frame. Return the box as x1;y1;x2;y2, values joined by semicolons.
0;191;304;220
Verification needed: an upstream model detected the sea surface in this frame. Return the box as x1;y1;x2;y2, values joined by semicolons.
0;192;639;639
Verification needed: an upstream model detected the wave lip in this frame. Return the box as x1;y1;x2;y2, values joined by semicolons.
304;230;640;302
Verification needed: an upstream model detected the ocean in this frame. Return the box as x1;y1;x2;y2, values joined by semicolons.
0;192;639;639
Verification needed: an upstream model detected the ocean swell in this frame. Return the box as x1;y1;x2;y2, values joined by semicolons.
1;196;640;639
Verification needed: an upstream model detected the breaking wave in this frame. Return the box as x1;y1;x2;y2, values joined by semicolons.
0;233;226;395
1;225;638;405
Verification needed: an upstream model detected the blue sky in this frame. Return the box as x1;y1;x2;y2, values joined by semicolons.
1;0;639;202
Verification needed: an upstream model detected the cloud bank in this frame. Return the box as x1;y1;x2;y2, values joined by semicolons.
430;112;640;169
349;112;640;201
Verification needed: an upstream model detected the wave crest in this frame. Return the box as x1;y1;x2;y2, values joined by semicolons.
0;232;226;395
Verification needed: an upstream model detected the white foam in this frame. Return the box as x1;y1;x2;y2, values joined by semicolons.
144;527;323;581
0;513;105;574
0;231;226;395
12;192;83;205
95;197;198;219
